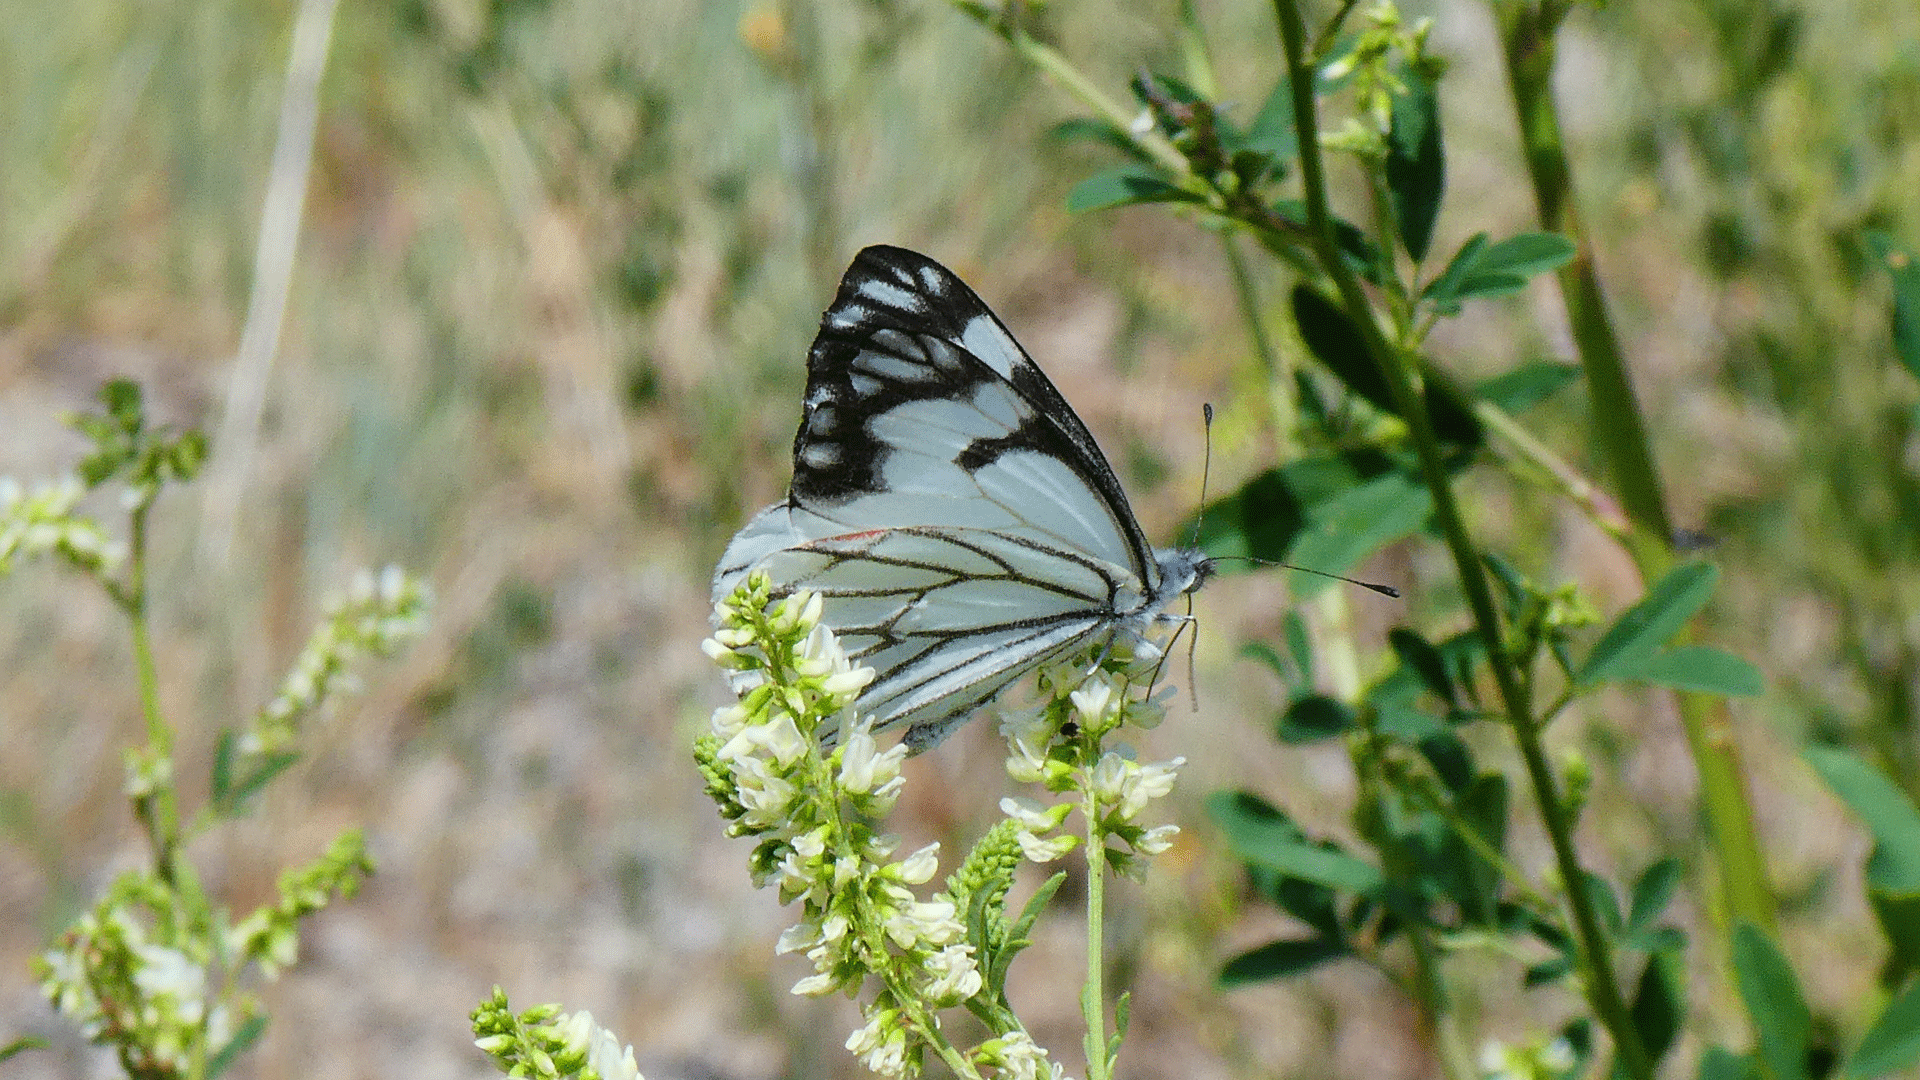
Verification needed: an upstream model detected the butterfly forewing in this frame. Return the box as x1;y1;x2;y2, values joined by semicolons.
713;245;1210;750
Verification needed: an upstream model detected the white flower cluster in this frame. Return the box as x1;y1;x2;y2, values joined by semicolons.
472;990;644;1080
0;475;120;576
702;578;996;1078
996;667;1185;870
37;902;235;1074
250;565;431;753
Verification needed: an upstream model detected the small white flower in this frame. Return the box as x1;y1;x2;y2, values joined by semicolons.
840;722;907;795
1118;757;1184;819
132;945;207;1023
1016;831;1080;863
1134;824;1180;855
994;1030;1068;1080
918;943;983;1003
1069;676;1119;730
1000;796;1071;832
892;843;941;885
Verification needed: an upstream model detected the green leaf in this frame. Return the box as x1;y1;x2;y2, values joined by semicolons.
1451;773;1509;925
1066;165;1200;214
1577;562;1718;687
1865;231;1920;382
1418;732;1473;793
1207;791;1384;895
1805;747;1920;979
1477;361;1581;414
211;730;239;806
1284;609;1314;685
1389;627;1458;708
1047;118;1151;163
222;752;302;816
1289;286;1482;445
1423;232;1577;314
1386;71;1444;262
1278;695;1353;743
1699;1046;1762;1080
1627;858;1686;936
206;1014;269;1079
1219;936;1350;985
1269;203;1387;285
1287;472;1433;597
1241;77;1299;163
1732;922;1812;1080
1626;646;1764;696
1632;950;1686;1069
1805;747;1920;895
1844;977;1920;1078
0;1037;49;1063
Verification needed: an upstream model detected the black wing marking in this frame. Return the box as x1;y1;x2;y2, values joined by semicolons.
786;245;1157;578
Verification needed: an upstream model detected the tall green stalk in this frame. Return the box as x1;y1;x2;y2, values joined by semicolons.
1271;2;1651;1075
1492;0;1776;938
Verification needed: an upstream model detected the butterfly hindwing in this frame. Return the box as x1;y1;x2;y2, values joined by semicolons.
747;527;1119;748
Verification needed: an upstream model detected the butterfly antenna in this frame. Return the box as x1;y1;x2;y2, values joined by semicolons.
1213;555;1399;597
1184;403;1215;550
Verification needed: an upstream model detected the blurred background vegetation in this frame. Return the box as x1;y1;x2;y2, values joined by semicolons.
3;0;1918;1077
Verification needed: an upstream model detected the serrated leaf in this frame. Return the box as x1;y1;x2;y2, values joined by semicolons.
1219;937;1350;985
1206;791;1383;895
1844;977;1920;1078
1386;71;1444;262
1733;922;1812;1080
1626;646;1763;696
1577;562;1718;687
1066;166;1199;214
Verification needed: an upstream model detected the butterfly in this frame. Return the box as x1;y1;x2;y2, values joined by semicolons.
712;245;1214;752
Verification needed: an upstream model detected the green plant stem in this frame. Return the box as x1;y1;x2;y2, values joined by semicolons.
1081;784;1110;1080
1492;0;1775;938
1220;232;1299;453
1269;2;1651;1076
125;499;184;885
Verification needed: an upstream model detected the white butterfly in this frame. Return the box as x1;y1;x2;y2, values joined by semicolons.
713;246;1214;751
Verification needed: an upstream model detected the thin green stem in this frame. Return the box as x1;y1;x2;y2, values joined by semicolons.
1269;2;1650;1076
125;498;183;886
1081;782;1110;1080
1220;233;1298;454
